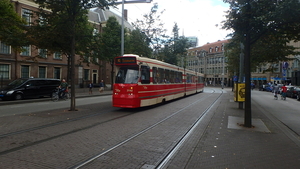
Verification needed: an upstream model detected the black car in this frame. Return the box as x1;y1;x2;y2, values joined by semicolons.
285;86;296;98
293;87;300;101
0;78;61;100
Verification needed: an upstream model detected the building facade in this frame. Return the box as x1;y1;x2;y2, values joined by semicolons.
0;0;132;88
187;40;229;86
187;40;300;87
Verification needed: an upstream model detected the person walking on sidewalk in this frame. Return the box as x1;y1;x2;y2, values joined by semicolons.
99;80;104;93
273;83;279;99
281;84;287;100
88;82;93;95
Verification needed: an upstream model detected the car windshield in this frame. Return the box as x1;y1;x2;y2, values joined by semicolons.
8;79;27;87
115;67;139;84
0;79;27;90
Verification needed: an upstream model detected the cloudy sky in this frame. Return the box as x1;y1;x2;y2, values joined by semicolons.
113;0;232;46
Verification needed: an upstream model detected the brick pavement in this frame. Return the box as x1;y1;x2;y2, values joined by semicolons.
1;87;300;168
166;88;300;168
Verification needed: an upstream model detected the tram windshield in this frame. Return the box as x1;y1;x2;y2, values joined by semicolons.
115;67;139;84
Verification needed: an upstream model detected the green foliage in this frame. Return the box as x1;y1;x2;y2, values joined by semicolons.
132;3;168;58
101;16;121;61
28;0;98;57
159;23;190;66
0;0;27;50
223;0;300;74
125;29;152;58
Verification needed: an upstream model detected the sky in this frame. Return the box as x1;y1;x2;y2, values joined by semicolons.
113;0;232;46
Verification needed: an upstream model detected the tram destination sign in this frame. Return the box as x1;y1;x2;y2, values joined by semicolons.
115;57;137;65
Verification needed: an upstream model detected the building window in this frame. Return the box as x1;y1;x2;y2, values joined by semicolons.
39;66;46;78
21;45;31;56
54;52;62;59
21;65;30;78
22;8;31;25
54;67;61;79
0;64;10;79
38;49;47;58
0;41;11;54
84;69;89;80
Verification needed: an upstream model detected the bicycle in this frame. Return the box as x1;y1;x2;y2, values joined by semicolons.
51;88;70;101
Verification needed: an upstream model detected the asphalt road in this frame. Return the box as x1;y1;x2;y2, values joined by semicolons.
0;95;112;117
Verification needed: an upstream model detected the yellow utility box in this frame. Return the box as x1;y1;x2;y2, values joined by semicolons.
234;83;245;102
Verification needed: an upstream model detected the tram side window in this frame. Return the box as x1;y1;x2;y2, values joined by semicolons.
175;72;182;83
141;66;150;84
169;70;175;83
153;67;157;83
165;69;170;83
186;74;192;83
158;68;164;83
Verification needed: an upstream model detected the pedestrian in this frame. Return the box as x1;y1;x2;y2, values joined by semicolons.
281;84;287;100
273;83;279;99
99;80;104;93
251;82;255;90
88;82;93;94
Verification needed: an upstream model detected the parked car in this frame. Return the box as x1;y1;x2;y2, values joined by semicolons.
296;89;300;101
259;84;268;91
285;86;296;98
0;78;61;100
265;85;273;92
287;86;300;99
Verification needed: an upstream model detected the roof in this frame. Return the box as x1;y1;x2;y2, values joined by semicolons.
89;8;134;30
189;39;229;54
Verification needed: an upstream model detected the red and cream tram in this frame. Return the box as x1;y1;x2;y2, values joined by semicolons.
113;54;205;108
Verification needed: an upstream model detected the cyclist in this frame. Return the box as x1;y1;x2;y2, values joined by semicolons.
58;79;68;98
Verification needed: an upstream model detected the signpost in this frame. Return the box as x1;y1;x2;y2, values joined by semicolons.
117;0;152;56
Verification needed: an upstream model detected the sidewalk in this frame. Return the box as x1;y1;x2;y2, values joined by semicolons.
168;87;300;168
1;87;300;168
74;86;113;98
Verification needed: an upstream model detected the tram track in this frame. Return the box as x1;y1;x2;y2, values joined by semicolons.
0;92;209;156
0;88;224;168
70;89;223;169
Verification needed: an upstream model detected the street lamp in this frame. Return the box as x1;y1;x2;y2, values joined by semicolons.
222;43;225;89
119;0;152;56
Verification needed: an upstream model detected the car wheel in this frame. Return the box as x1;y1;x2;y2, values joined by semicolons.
297;94;300;101
15;94;23;100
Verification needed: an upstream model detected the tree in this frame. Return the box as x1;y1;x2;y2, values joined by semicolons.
30;0;114;111
132;3;168;59
159;23;190;66
223;0;300;127
0;0;27;50
125;28;152;58
100;16;122;88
